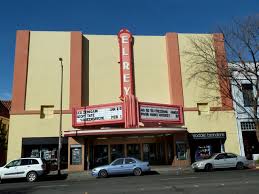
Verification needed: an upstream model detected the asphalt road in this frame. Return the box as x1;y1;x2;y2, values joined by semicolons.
0;169;259;194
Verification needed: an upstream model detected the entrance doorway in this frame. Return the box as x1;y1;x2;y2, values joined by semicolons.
143;143;165;165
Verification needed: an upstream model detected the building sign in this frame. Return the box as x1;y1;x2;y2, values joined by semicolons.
139;103;183;124
190;132;226;140
73;103;124;127
118;29;134;98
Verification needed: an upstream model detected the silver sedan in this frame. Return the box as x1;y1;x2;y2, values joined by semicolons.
192;152;249;171
91;157;151;178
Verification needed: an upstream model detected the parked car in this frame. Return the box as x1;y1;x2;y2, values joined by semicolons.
192;152;249;171
0;158;47;183
91;157;150;178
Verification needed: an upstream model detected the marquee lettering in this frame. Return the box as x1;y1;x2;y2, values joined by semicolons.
118;29;134;98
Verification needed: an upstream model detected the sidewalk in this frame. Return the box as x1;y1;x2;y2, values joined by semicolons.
48;165;193;181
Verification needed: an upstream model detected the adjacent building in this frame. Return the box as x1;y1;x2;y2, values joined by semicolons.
8;30;240;171
231;63;259;160
0;100;11;166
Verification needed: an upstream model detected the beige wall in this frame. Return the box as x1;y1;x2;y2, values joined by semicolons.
133;36;170;103
84;34;170;105
178;34;221;108
26;31;71;110
7;114;72;162
85;35;121;105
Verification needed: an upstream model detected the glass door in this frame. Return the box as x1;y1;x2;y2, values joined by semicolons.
94;145;108;167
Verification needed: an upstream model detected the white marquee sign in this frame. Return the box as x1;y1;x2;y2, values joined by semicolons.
139;103;182;123
73;104;124;126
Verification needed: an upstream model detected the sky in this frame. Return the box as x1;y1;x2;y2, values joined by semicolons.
0;0;258;100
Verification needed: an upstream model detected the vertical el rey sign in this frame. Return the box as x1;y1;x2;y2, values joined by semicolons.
118;29;134;99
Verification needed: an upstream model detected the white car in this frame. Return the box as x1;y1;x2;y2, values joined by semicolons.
0;158;47;182
192;153;249;171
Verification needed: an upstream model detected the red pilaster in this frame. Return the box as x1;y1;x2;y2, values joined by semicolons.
11;30;30;114
70;32;83;109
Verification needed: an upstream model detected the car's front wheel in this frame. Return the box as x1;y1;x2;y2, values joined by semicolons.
204;164;213;172
98;170;108;178
133;168;142;176
26;171;38;182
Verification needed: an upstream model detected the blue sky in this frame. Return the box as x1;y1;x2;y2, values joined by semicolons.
0;0;258;100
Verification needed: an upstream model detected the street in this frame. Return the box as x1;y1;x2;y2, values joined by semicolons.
0;169;259;194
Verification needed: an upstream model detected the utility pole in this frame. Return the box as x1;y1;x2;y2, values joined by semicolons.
57;57;63;176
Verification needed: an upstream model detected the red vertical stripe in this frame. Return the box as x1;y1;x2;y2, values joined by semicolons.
11;30;30;114
70;32;82;109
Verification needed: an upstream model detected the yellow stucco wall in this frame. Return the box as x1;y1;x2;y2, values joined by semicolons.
133;36;170;103
25;31;71;110
85;35;169;105
85;35;121;105
178;34;221;108
7;114;72;162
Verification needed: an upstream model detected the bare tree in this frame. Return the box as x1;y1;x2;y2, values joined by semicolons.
184;15;259;140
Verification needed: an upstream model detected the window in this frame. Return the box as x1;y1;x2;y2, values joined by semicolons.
215;153;226;160
197;103;209;115
21;159;30;165
111;159;124;165
6;160;21;167
226;153;237;158
241;122;256;131
125;158;136;164
176;142;187;160
242;84;254;107
40;105;54;119
31;159;39;164
111;144;125;161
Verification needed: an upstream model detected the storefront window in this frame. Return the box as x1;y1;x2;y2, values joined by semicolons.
176;142;187;160
70;145;82;165
94;145;108;166
194;145;212;161
111;144;124;161
143;143;164;164
127;144;141;160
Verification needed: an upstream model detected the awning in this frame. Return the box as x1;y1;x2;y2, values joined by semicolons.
64;127;187;137
22;137;68;145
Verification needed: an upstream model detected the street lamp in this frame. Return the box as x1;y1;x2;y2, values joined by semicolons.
57;57;63;176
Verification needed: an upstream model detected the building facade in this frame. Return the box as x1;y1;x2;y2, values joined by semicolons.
8;30;240;171
231;65;259;160
0;100;11;166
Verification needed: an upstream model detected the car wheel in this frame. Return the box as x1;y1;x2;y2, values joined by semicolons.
26;171;38;182
98;170;108;178
133;168;142;176
236;162;244;170
204;164;213;172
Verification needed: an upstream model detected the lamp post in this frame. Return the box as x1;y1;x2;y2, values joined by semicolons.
57;57;63;176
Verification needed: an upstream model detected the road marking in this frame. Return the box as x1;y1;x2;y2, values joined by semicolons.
160;176;198;181
220;183;225;186
194;185;199;188
37;184;69;188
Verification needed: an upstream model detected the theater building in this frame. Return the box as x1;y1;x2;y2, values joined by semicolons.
8;29;240;171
